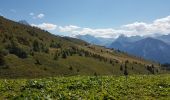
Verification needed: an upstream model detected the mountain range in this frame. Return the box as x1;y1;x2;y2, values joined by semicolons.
108;35;170;63
156;34;170;45
76;34;170;64
75;34;114;46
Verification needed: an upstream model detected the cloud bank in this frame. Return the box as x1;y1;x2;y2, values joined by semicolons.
31;15;170;38
59;25;80;32
31;23;57;31
123;16;170;36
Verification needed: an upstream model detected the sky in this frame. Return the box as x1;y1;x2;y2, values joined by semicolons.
1;0;170;38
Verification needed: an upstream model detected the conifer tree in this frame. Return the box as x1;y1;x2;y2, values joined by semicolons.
124;63;128;76
54;51;59;60
120;65;123;71
62;52;67;59
0;52;5;66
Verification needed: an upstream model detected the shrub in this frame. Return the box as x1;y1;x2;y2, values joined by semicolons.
0;49;9;56
69;66;73;71
50;42;61;48
2;65;9;69
125;60;129;64
43;46;49;53
35;59;42;65
94;72;97;76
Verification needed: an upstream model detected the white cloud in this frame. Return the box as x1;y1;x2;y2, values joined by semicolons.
152;16;170;33
123;22;148;32
122;16;170;36
31;13;45;19
72;28;128;38
31;15;170;38
37;13;45;19
58;25;80;32
31;23;57;30
57;25;131;38
29;12;34;16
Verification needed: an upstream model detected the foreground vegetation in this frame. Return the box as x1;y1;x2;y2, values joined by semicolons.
0;75;169;99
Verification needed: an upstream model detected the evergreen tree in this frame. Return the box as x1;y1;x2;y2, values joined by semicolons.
110;60;113;64
124;63;128;76
151;64;155;74
120;65;123;71
146;65;155;74
8;39;28;58
54;51;59;60
132;66;134;70
77;69;80;73
0;52;5;66
50;42;61;48
124;67;128;76
62;52;67;59
33;40;41;52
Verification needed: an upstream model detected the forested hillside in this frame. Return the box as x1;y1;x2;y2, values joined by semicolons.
0;16;165;78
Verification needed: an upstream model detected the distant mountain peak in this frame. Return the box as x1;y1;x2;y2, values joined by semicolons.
156;33;170;45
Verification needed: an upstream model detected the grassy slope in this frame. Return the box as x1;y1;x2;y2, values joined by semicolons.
81;45;159;66
1;54;153;78
0;16;165;78
0;75;169;99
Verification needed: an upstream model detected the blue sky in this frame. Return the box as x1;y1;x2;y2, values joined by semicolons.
1;0;170;38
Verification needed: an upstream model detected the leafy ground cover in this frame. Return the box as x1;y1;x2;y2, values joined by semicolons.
0;75;170;99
